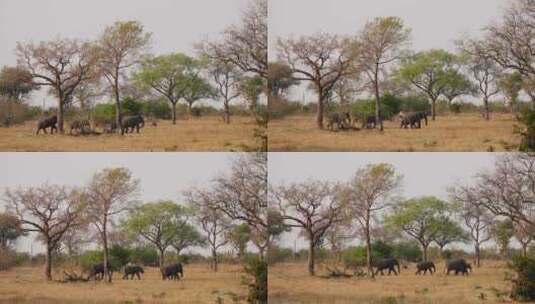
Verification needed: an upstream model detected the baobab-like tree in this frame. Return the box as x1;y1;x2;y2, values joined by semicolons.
355;16;411;131
83;168;140;282
98;21;151;135
16;38;98;132
276;33;354;129
272;180;346;276
5;185;85;280
341;163;402;276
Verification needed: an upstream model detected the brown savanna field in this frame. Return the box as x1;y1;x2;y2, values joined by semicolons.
0;264;248;304
0;116;257;152
269;261;513;304
268;113;520;152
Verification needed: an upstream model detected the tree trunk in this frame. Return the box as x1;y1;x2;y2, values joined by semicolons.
475;243;481;267
44;244;52;281
113;73;123;135
57;98;65;134
212;248;218;272
307;238;315;276
188;102;193;116
102;223;111;283
224;101;230;124
374;65;383;131
422;243;428;263
365;212;374;277
431;97;437;121
171;102;177;125
483;97;490;121
316;85;324;129
158;248;165;270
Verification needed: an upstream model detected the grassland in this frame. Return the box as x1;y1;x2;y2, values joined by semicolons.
268;113;520;152
0;264;247;303
268;261;512;304
0;116;257;152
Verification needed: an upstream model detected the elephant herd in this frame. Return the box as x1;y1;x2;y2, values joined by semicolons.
35;115;146;135
86;262;184;281
370;258;473;276
326;111;430;131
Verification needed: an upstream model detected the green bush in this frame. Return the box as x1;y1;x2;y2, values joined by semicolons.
91;103;115;124
78;248;127;271
130;246;159;266
143;100;171;119
516;106;535;152
243;256;267;303
510;255;535;301
122;97;143;116
391;241;422;262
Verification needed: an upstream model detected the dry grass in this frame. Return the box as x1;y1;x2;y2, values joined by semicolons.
268;113;520;151
0;116;257;151
269;261;513;304
0;264;248;303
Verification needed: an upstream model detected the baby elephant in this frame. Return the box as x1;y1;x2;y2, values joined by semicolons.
122;265;144;280
415;261;436;275
36;115;58;134
445;259;472;275
161;263;183;280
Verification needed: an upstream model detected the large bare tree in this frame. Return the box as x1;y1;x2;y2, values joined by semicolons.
207;60;242;124
83;168;140;282
355;17;411;131
16;38;98;132
276;33;354;129
198;0;267;79
272;180;346;276
97;21;151;134
4;185;85;280
449;184;493;267
476;153;535;229
342;163;402;276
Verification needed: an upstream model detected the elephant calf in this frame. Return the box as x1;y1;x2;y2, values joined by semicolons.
36;115;58;135
415;261;436;275
122;265;144;280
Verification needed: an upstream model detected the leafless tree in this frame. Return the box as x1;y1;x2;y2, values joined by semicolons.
4;185;85;280
355;17;411;131
341;163;402;276
449;184;493;267
83;168;140;282
198;0;267;79
186;190;230;272
483;0;535;78
16;38;98;132
207;60;242;124
276;33;354;129
515;220;534;257
271;180;346;276
476;153;535;230
97;21;151;135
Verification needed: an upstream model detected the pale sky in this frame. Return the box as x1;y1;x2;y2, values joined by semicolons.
269;0;504;56
0;152;236;254
0;0;249;107
269;152;506;251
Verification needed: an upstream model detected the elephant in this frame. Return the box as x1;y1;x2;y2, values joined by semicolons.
87;262;113;281
36;115;58;134
161;263;183;280
326;112;351;130
415;261;436;275
69;119;90;134
445;259;472;275
122;265;144;280
122;115;145;134
372;258;401;276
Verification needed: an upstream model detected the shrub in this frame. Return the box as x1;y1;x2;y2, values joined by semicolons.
516;106;535;152
91;103;115;124
122;97;143;116
130;246;159;266
0;98;41;127
242;256;267;303
510;255;535;301
143;100;171;119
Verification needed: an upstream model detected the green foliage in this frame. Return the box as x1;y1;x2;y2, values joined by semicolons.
130;246;159;266
142;99;172;119
122;97;143;116
109;245;132;267
510;255;535;301
517;106;535;151
0;66;36;101
91;103;115;124
348;94;429;120
492;219;515;258
227;223;251;258
0;212;25;248
78;249;126;271
267;246;293;264
391;241;423;262
243;256;267;303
